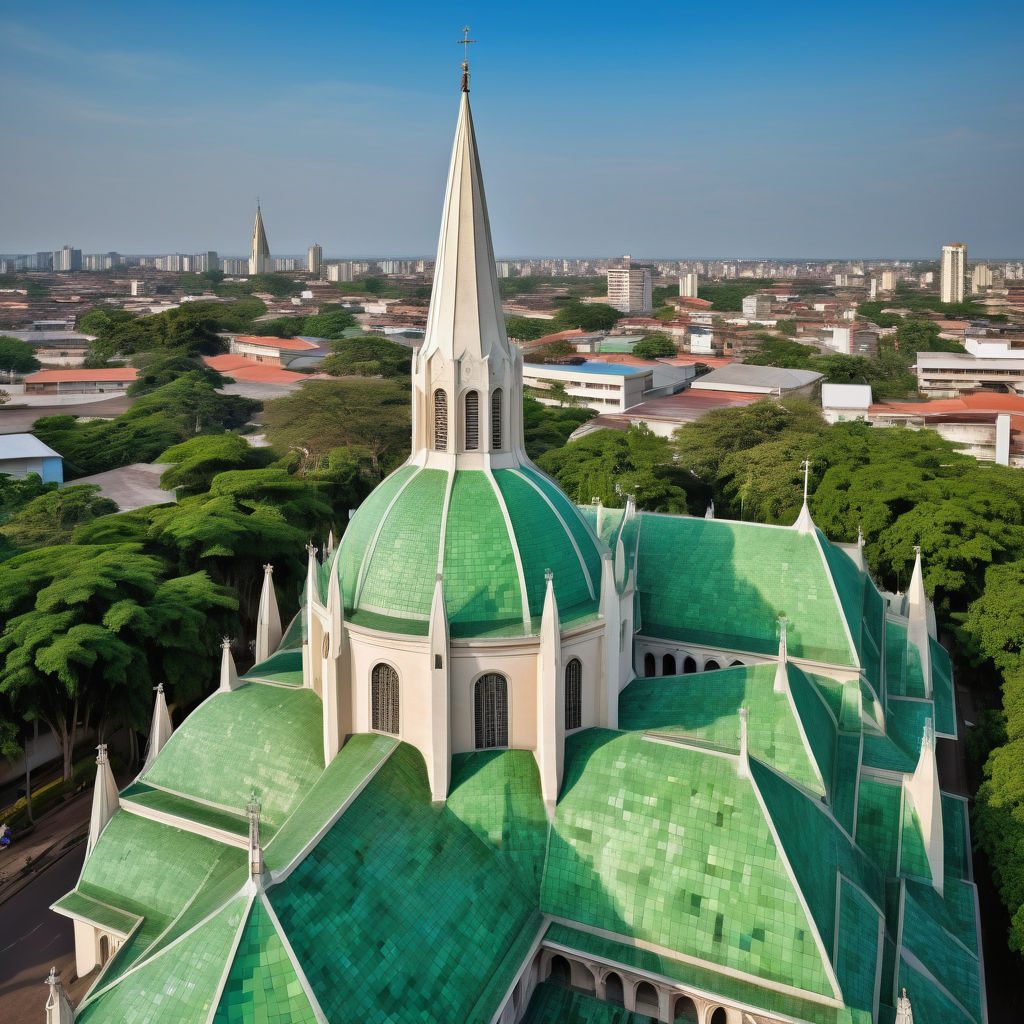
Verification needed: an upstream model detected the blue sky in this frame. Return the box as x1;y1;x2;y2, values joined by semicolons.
2;1;1022;258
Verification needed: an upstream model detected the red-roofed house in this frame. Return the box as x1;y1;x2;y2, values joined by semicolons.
227;335;325;368
23;367;138;394
203;354;312;386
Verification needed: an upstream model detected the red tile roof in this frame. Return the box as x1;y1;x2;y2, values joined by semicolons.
203;355;309;384
231;335;320;351
25;368;138;383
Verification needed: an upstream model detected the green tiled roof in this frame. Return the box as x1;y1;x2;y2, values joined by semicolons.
635;515;856;667
855;777;902;878
121;782;250;838
213;897;318;1024
338;465;601;638
930;637;957;736
835;880;881;1016
269;743;540;1024
897;956;978;1024
618;665;830;796
541;729;836;999
142;683;324;830
522;982;656;1024
52;890;140;935
77;895;248;1024
243;648;304;686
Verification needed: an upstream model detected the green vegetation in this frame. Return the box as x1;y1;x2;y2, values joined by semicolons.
550;302;623;333
497;276;605;300
157;435;276;497
698;279;774;311
774;318;798;337
0;484;117;548
859;284;1002;321
632;334;676;359
320;336;412;380
0;336;41;374
32;373;259;478
505;316;552;342
522;395;596;460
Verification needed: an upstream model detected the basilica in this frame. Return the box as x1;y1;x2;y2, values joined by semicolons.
47;68;985;1024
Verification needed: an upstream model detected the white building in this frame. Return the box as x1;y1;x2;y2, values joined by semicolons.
606;258;652;314
308;244;323;277
821;383;873;423
522;361;653;412
916;337;1024;397
971;264;992;294
741;293;773;320
692;363;823;397
941;243;966;303
326;262;354;283
679;272;698;298
249;203;270;276
880;270;897;292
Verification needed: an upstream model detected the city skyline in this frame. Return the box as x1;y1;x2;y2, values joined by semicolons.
1;2;1023;257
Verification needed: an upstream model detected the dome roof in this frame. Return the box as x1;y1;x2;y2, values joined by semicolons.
338;463;605;638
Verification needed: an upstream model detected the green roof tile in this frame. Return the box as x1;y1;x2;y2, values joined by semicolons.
635;516;856;667
213;897;318;1024
522;981;656;1024
542;729;836;998
930;637;957;737
52;890;140;936
142;684;324;830
855;777;902;878
896;956;979;1024
835;879;882;1016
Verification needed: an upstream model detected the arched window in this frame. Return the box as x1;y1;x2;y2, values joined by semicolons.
683;656;697;674
635;982;659;1017
565;658;582;730
433;389;448;451
710;1008;728;1024
663;653;676;675
704;659;720;672
644;652;656;678
605;972;624;1007
464;390;479;450
371;663;400;734
491;388;503;449
674;995;699;1022
548;954;571;987
474;673;508;749
730;659;744;667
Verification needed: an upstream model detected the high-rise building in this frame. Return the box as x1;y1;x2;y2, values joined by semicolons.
194;251;219;273
679;272;698;298
249;203;270;276
941;243;966;303
880;270;897;292
326;261;354;282
606;256;652;313
971;264;992;294
221;257;248;276
52;245;82;272
308;244;323;277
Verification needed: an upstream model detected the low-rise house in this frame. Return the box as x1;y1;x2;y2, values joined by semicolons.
23;367;138;394
0;433;64;482
691;363;824;398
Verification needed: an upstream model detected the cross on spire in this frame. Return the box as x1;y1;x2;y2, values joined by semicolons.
458;26;476;91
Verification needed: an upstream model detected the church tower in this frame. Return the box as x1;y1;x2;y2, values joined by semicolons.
249;202;270;276
410;73;525;468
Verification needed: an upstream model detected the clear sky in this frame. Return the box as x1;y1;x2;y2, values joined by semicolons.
2;1;1022;259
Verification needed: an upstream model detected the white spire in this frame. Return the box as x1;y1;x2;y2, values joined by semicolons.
255;564;282;664
86;744;119;858
249;202;270;276
219;637;240;692
537;569;563;819
426;574;451;802
45;967;75;1024
737;707;751;779
850;524;868;572
774;617;789;694
906;546;933;696
705;501;714;520
142;683;173;772
419;90;511;369
894;987;914;1024
793;459;814;533
247;789;264;888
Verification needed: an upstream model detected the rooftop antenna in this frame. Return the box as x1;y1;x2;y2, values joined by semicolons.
458;26;476;91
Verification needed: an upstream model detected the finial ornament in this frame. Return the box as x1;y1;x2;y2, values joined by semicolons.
458;26;476;91
801;459;811;504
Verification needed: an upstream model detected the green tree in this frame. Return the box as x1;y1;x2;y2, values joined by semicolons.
551;302;623;332
505;316;552;342
321;337;412;380
632;334;676;359
127;349;228;396
158;435;276;497
698;280;774;311
0;484;117;549
301;310;358;339
0;336;42;374
522;396;596;460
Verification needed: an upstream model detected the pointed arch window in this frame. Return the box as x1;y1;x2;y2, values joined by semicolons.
491;388;503;450
464;390;479;450
433;389;448;451
474;673;508;748
565;658;582;730
371;663;400;735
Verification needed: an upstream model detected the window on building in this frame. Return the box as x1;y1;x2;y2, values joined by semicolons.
683;656;697;674
565;658;582;730
644;652;656;678
371;663;400;734
474;673;508;748
704;659;720;672
464;390;479;450
491;388;503;449
662;653;676;675
433;389;448;451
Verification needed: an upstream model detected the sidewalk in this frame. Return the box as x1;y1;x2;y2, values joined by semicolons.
0;789;92;906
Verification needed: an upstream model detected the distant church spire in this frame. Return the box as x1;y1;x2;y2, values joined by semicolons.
249;201;270;276
793;459;815;533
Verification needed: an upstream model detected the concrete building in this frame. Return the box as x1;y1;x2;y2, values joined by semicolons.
880;270;897;292
915;337;1024;397
606;257;652;314
820;324;879;357
971;264;993;294
741;293;773;320
51;245;82;272
249;203;271;276
678;272;698;298
821;383;873;423
0;434;64;482
692;363;824;397
941;243;966;304
326;261;354;282
522;361;653;412
307;244;323;277
227;334;324;368
23;367;138;395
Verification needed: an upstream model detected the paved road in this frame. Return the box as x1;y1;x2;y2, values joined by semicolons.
0;395;134;434
0;847;89;1024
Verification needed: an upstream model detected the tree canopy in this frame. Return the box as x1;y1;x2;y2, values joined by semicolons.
320;336;412;380
550;302;623;333
632;334;676;359
0;336;42;374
